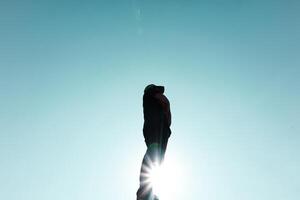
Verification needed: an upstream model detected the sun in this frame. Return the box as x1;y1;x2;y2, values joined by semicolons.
146;155;184;200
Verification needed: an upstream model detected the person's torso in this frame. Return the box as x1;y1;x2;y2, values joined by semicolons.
143;94;171;144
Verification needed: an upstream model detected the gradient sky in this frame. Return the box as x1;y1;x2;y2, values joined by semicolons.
1;1;299;200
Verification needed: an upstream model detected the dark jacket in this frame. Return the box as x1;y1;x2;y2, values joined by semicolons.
143;85;171;146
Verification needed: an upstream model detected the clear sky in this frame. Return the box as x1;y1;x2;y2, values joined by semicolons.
0;0;299;200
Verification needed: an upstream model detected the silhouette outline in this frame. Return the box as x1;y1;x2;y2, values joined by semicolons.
136;84;172;200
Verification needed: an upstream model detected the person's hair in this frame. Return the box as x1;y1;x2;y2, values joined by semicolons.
144;84;164;95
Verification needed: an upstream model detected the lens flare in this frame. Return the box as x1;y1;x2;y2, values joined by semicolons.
145;155;184;200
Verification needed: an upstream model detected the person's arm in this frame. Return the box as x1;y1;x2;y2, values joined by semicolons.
154;93;171;126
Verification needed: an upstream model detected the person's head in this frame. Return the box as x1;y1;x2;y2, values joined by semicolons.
144;84;165;96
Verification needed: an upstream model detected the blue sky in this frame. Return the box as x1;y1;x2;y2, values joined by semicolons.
0;0;299;200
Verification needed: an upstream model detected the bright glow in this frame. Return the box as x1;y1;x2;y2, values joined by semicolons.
147;156;185;200
148;162;162;195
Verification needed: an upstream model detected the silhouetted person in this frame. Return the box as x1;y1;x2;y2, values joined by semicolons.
136;84;172;200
